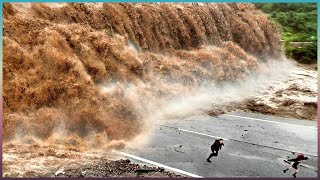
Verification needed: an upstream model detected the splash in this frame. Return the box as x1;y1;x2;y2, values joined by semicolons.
3;3;282;151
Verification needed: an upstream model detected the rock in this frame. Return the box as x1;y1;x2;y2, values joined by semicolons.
282;99;297;106
55;167;65;176
303;102;317;108
135;168;157;173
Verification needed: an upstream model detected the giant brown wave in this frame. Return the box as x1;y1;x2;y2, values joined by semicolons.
3;3;281;149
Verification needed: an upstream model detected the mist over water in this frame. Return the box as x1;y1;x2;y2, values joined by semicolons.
3;3;283;150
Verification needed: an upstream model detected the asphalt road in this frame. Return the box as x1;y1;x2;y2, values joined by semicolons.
120;112;318;178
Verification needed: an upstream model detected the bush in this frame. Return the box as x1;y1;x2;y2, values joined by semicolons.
255;3;317;64
286;43;317;64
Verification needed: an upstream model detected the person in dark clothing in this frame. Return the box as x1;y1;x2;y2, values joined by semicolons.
207;139;224;162
283;153;309;178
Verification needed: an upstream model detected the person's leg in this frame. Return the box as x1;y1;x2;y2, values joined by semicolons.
284;167;293;173
207;153;214;162
293;169;298;178
215;150;219;156
292;163;300;178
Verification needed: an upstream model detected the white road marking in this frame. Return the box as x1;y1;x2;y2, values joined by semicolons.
178;128;229;140
176;127;316;157
223;114;317;129
118;151;203;178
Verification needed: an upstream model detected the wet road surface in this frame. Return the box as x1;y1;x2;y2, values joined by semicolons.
120;112;317;177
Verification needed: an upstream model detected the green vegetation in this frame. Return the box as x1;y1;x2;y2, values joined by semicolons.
255;3;317;64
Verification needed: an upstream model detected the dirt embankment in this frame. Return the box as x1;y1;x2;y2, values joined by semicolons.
50;159;184;178
3;143;185;178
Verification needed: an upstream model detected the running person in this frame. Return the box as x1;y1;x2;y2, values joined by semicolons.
207;139;224;162
283;153;309;178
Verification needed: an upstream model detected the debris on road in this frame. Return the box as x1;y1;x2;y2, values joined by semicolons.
174;145;185;153
51;159;184;178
